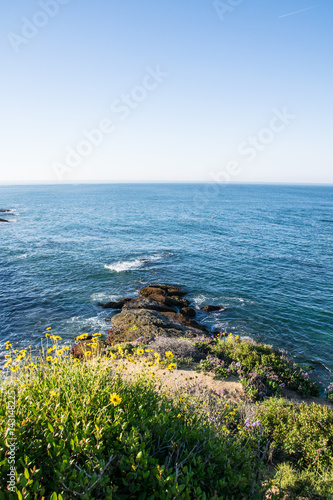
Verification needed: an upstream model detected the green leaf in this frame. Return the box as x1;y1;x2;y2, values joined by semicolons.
24;468;30;479
50;492;58;500
48;422;54;433
17;493;23;500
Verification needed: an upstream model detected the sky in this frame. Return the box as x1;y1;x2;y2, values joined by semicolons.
0;0;332;184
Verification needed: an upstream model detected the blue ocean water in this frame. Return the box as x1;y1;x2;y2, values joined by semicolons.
0;183;332;383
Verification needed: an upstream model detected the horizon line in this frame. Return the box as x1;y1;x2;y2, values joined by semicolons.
1;180;333;187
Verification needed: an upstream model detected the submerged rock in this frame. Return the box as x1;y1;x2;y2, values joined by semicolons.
0;218;9;223
180;306;196;318
100;298;131;309
201;305;225;312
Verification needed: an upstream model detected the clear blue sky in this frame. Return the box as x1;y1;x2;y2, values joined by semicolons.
0;0;332;183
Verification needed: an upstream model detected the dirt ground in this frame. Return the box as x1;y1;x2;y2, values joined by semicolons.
110;358;332;408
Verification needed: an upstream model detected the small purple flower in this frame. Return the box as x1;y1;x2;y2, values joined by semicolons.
251;420;260;428
279;383;285;388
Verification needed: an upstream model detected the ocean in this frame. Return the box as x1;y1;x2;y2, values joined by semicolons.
0;183;332;384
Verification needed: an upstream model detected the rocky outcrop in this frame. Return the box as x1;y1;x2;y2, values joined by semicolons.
180;307;196;318
100;298;131;309
201;305;225;312
122;297;176;313
0;218;9;223
101;284;209;346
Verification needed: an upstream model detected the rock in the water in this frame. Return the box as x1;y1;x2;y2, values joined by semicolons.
122;296;176;313
106;308;205;345
0;218;9;223
100;298;131;309
162;311;208;333
201;305;225;312
140;284;187;298
180;306;196;318
0;209;12;213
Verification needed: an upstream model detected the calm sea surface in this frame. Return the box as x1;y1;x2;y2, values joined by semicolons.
0;184;332;383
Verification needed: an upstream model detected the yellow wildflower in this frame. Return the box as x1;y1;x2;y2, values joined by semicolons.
110;393;122;406
49;390;57;398
136;349;144;356
168;363;176;371
165;351;173;359
4;359;12;368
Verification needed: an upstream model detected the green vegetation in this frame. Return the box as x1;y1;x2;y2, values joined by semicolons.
257;398;333;499
1;331;332;499
195;332;320;399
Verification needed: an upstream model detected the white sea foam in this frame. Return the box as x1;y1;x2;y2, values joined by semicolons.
104;252;174;273
192;294;209;307
105;259;144;272
90;293;119;302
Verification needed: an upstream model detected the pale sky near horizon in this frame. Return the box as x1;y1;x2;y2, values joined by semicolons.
0;0;332;184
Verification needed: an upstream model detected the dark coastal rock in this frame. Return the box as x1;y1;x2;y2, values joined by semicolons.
140;284;187;298
72;338;105;358
138;285;190;309
100;298;131;309
122;296;176;313
201;305;225;312
0;209;12;213
0;218;9;223
98;284;210;347
180;306;196;318
162;311;208;333
106;308;205;345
